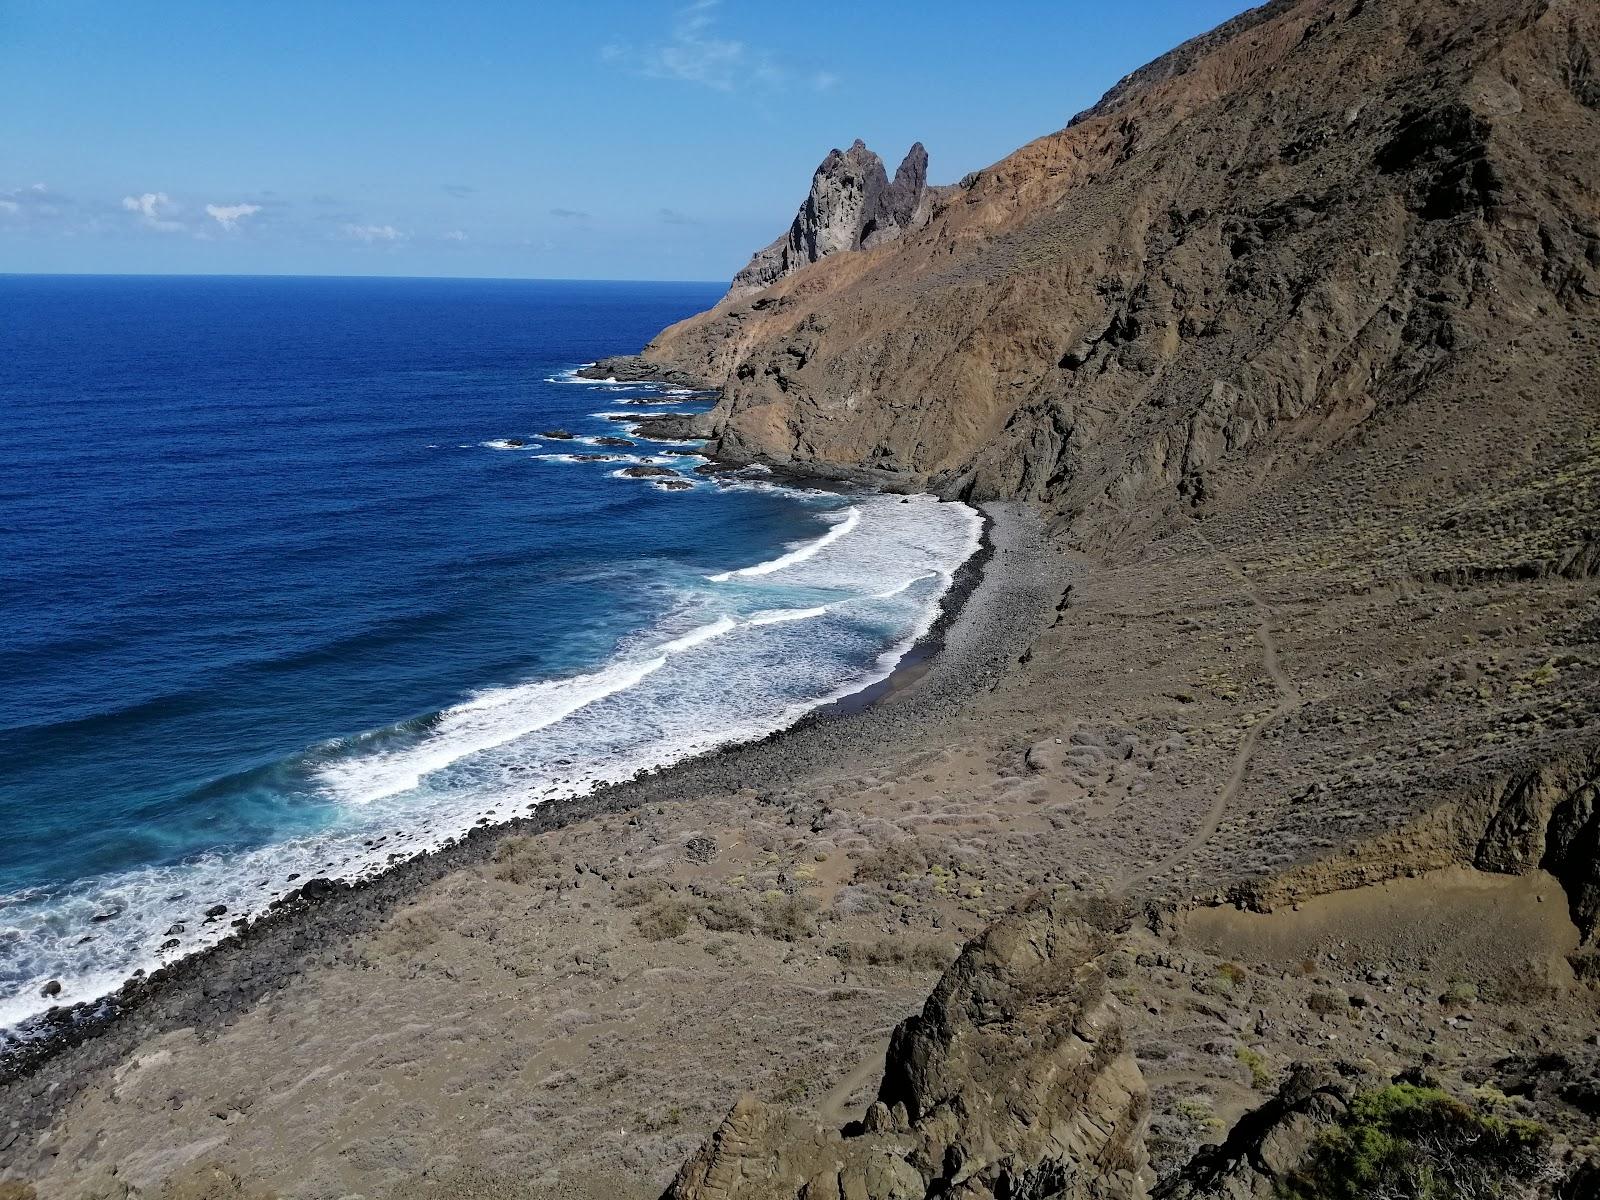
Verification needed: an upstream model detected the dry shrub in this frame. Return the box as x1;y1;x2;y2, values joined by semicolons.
492;835;559;886
827;938;953;972
384;907;446;955
634;898;692;941
758;893;819;941
613;878;666;909
696;891;756;933
1306;990;1345;1014
853;839;931;883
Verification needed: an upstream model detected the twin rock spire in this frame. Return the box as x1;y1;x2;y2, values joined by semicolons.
728;140;931;298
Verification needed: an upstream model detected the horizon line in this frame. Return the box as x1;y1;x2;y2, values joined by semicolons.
0;270;727;286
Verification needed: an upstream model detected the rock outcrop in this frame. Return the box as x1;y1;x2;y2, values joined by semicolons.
727;141;932;299
1221;744;1600;953
662;893;1150;1200
1152;1064;1369;1200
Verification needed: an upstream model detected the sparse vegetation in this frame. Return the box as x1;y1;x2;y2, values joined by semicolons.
826;938;952;972
634;898;692;941
1236;1045;1272;1090
1283;1084;1553;1200
491;836;559;885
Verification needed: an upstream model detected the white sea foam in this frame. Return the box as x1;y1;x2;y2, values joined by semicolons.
0;491;984;1041
871;572;939;600
656;616;737;653
746;605;828;626
318;656;670;805
706;507;861;582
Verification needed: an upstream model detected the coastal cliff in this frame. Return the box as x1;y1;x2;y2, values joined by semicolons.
607;0;1599;554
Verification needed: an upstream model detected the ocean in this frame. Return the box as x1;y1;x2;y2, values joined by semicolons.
0;275;980;1038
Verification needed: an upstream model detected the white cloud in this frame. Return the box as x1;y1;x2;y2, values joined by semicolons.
604;0;829;93
0;199;17;215
343;223;406;243
443;229;467;242
205;202;262;232
121;191;185;232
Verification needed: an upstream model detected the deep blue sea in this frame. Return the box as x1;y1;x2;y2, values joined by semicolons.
0;275;979;1035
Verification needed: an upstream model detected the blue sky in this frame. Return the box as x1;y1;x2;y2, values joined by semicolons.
2;0;1253;280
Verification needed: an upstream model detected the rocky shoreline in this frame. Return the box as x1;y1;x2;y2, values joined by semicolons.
0;498;1066;1132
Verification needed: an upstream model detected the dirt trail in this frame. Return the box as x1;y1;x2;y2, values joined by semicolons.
1118;533;1300;892
816;1036;891;1127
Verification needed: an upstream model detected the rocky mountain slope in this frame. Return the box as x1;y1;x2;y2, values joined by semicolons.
601;0;1597;555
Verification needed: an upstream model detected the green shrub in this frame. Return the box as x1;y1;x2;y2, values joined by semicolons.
1441;979;1479;1005
1236;1045;1272;1090
1283;1083;1552;1200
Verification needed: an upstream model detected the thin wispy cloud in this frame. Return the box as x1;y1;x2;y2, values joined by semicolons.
550;207;590;220
603;0;837;93
342;223;406;243
441;184;476;198
205;202;262;232
0;183;52;219
443;229;467;242
122;191;185;232
658;207;698;225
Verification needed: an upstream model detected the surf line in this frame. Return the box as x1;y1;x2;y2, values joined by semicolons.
706;506;862;583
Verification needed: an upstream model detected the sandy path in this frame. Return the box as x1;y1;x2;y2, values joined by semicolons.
1117;532;1300;892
